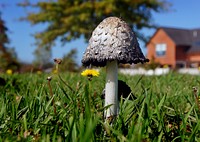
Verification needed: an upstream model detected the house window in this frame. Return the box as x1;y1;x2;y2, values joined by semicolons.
156;43;167;56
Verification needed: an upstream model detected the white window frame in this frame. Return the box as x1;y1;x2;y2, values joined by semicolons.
155;43;167;57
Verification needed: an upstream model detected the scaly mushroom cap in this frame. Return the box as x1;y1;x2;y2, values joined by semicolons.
82;17;149;67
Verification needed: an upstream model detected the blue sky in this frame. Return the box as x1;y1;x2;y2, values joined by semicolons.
1;0;200;65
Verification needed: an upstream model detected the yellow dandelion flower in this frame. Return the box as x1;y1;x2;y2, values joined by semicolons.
6;69;13;75
53;69;58;74
81;69;99;77
163;64;168;68
37;71;42;74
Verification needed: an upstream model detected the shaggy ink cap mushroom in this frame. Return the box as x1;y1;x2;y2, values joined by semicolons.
82;16;149;67
82;16;148;118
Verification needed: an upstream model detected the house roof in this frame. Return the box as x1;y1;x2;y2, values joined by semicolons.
187;29;200;53
159;27;200;53
162;27;191;45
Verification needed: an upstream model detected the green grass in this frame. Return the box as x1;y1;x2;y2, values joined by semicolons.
0;71;200;141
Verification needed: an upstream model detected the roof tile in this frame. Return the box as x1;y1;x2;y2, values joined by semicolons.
161;27;200;53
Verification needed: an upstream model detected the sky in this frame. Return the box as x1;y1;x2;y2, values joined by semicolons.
1;0;200;66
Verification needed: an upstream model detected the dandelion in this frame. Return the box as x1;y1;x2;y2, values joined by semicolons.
163;64;168;68
52;69;58;74
47;76;52;81
81;69;99;81
46;76;56;114
54;58;62;73
54;58;62;64
81;69;99;77
6;69;13;75
37;71;42;74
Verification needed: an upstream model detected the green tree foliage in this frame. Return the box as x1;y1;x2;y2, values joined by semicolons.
33;46;52;69
59;49;79;72
0;12;19;71
19;0;170;48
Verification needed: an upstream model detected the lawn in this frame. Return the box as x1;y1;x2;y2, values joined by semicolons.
0;70;200;141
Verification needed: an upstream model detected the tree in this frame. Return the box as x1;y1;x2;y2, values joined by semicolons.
33;46;52;69
58;49;79;72
19;0;170;48
0;12;19;71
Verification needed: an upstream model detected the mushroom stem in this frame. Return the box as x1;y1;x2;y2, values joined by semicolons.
105;60;118;118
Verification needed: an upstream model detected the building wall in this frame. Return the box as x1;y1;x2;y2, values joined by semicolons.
176;46;188;60
185;53;200;67
187;53;200;62
147;29;176;68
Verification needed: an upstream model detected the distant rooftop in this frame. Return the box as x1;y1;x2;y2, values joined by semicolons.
161;27;200;53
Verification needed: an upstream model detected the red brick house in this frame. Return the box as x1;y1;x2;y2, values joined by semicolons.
146;27;200;68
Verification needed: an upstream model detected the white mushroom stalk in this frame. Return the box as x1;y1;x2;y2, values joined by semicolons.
105;60;118;118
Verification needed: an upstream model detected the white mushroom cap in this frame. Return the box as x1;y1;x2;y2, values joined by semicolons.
82;16;149;67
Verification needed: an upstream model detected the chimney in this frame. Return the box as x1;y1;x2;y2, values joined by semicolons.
193;30;197;37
